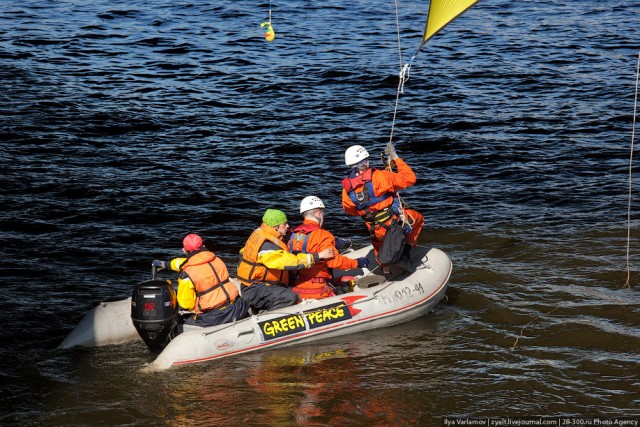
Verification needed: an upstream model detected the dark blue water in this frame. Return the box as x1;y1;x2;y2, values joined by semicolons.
1;0;639;425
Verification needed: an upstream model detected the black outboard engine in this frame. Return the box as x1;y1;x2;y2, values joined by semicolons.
131;277;178;352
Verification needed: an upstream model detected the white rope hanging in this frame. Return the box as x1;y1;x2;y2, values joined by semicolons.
624;50;640;290
387;0;416;227
388;0;412;146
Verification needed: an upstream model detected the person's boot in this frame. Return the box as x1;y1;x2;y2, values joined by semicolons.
382;264;394;281
396;244;415;272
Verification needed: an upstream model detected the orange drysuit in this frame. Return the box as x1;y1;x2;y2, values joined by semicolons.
288;219;358;299
341;157;424;256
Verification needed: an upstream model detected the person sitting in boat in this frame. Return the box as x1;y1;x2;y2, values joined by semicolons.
288;196;370;299
151;233;249;327
341;143;424;278
237;208;335;312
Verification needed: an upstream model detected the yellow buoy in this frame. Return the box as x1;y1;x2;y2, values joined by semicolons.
261;22;275;42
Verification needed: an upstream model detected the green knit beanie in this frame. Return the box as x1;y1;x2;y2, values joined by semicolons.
262;209;288;227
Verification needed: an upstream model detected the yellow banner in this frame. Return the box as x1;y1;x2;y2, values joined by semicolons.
421;0;479;48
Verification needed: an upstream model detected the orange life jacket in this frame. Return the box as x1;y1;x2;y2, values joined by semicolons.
181;250;238;314
237;224;289;287
288;222;334;299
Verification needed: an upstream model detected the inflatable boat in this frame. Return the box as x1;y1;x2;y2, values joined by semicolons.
59;245;452;371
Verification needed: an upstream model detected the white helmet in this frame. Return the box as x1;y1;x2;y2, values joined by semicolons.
345;145;370;166
300;196;325;213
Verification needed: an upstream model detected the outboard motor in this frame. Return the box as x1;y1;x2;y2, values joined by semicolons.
131;274;178;352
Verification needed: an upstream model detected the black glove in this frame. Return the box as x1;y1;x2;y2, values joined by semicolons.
335;238;352;250
152;260;166;270
356;257;370;268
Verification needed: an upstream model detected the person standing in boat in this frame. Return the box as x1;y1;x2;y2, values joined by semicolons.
151;233;249;327
341;143;424;277
237;208;335;312
288;196;370;299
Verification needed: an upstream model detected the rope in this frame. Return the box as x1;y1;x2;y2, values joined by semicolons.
394;0;403;69
388;0;408;147
386;0;414;227
624;50;640;290
389;59;415;147
510;306;560;350
268;0;272;24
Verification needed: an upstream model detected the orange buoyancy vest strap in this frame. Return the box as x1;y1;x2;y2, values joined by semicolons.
341;168;374;192
194;262;230;312
342;168;398;219
237;225;289;286
288;222;320;254
292;277;333;299
288;222;333;295
181;250;237;313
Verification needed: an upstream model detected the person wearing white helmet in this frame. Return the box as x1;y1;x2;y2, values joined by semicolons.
344;145;371;170
237;209;335;313
341;142;424;278
288;196;370;299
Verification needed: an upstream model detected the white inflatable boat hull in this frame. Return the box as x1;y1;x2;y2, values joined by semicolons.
60;245;452;371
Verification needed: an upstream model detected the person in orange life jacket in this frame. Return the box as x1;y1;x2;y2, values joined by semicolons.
151;233;249;327
288;196;370;300
237;209;335;312
341;143;424;275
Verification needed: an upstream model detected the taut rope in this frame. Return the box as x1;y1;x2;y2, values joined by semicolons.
388;0;415;146
624;50;640;290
